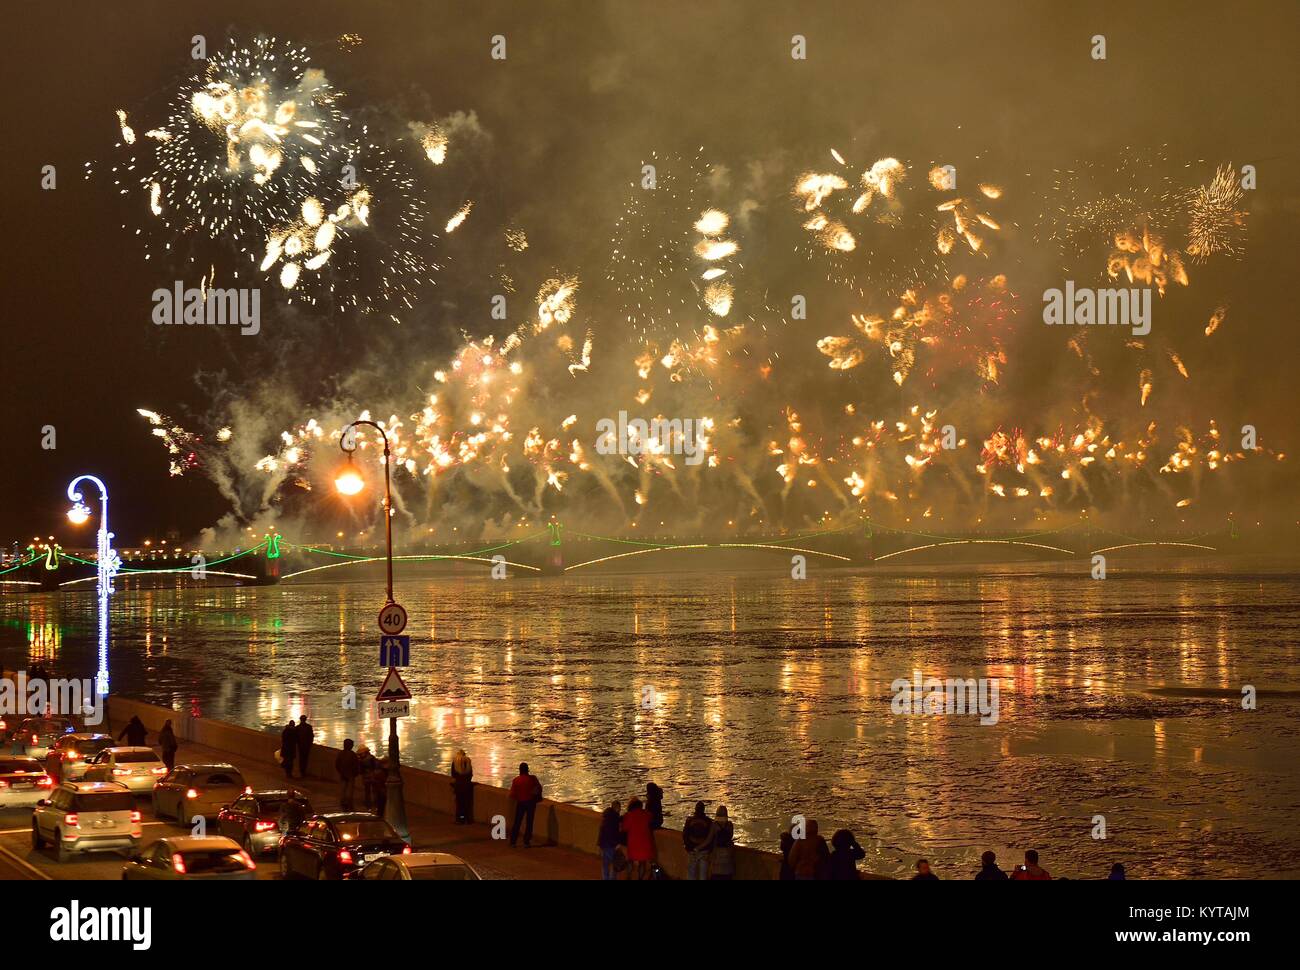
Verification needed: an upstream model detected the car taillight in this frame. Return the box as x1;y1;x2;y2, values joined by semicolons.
237;850;256;870
171;853;187;874
243;786;253;794
402;844;412;855
151;766;167;775
37;775;53;787
66;813;79;827
130;810;141;823
254;820;277;832
31;734;38;744
186;788;199;799
337;849;353;865
64;751;80;761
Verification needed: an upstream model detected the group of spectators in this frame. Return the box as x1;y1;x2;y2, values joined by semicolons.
595;784;736;880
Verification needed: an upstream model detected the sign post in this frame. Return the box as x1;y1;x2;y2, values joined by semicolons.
337;418;412;845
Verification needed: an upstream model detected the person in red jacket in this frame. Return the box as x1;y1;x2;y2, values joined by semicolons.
1009;849;1052;880
620;796;655;880
508;762;543;847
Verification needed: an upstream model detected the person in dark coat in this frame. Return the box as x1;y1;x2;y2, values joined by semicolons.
356;744;378;810
157;720;178;771
597;800;623;880
294;715;314;778
828;828;866;880
912;858;940;880
372;757;390;819
278;789;309;834
450;749;474;823
645;782;665;830
682;801;718;880
779;830;796;880
335;739;359;811
279;721;297;778
118;715;147;747
974;850;1008;880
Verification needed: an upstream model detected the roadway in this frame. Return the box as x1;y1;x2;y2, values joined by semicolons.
0;737;599;881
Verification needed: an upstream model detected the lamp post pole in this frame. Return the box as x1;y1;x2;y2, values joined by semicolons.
339;421;409;842
66;475;120;700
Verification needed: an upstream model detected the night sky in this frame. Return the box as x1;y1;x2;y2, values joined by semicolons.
3;0;1297;548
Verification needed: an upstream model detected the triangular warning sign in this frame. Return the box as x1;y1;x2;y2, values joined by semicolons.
376;667;412;701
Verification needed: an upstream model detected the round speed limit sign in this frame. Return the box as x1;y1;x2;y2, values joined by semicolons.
378;602;408;635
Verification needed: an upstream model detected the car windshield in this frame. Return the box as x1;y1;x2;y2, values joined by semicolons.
334;820;396;842
115;752;159;764
178;850;247;874
71;738;112;752
195;771;244;786
73;792;136;812
0;759;42;774
25;721;71;735
410;865;477;881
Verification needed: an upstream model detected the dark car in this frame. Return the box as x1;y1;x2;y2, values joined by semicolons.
278;812;410;880
217;789;313;856
45;733;115;783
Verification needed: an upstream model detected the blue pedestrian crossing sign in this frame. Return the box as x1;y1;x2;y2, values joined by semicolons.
379;635;410;667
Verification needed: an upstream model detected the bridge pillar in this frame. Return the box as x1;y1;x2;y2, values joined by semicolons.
541;521;565;575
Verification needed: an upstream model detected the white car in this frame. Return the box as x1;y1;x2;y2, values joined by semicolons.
32;781;142;861
0;756;54;809
81;747;168;793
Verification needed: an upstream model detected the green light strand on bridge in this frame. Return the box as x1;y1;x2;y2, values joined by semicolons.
61;541;265;574
0;555;41;575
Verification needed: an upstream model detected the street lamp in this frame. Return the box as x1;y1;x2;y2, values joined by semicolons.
66;475;121;699
335;421;409;842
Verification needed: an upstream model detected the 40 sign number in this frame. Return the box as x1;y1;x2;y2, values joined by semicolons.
378;602;408;636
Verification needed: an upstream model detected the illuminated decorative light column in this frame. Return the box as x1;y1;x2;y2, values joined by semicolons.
67;476;121;697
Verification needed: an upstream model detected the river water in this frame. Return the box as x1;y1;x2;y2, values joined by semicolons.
3;556;1298;879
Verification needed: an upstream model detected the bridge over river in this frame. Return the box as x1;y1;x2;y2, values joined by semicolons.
1;519;1234;592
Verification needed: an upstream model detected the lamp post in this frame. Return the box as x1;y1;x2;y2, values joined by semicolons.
335;421;410;842
66;475;121;700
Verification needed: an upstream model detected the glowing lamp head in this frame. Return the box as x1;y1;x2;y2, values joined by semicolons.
67;502;91;526
335;466;365;496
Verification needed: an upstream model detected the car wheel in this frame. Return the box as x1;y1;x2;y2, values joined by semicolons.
55;832;72;863
241;832;254;856
31;823;44;850
279;852;292;879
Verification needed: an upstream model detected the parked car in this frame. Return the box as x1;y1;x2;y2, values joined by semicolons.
217;789;312;856
7;717;78;758
121;836;256;881
345;851;481;881
0;756;54;809
153;764;248;824
45;733;115;783
81;747;167;793
32;781;142;861
278;812;410;880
